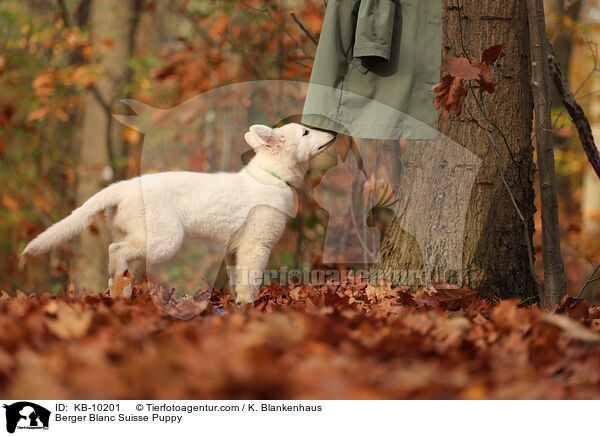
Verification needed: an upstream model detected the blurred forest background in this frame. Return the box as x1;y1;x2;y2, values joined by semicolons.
2;0;600;297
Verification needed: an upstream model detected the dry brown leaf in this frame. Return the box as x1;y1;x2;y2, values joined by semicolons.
541;313;600;344
365;281;395;300
432;43;505;119
481;43;506;65
3;277;600;399
431;74;469;119
442;57;481;80
45;303;92;340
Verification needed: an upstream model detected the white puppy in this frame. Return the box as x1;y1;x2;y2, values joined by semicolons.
23;123;336;305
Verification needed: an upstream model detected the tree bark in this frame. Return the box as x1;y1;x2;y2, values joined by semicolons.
73;0;136;293
378;0;539;300
527;0;567;305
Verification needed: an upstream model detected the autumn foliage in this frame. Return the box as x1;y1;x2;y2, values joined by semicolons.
431;43;506;119
2;280;600;399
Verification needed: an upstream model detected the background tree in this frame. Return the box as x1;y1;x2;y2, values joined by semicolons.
73;0;141;292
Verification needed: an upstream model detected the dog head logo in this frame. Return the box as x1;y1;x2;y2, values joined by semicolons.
3;402;50;434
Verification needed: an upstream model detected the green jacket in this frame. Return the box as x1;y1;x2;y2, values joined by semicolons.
302;0;442;140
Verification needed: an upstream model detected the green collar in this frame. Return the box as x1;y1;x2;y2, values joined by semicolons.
262;168;293;188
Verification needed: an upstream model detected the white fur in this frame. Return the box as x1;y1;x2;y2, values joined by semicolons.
22;123;335;305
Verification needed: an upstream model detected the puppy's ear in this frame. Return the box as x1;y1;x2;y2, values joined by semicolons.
244;125;281;149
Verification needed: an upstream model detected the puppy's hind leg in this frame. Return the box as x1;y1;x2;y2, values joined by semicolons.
225;250;237;300
107;241;123;293
128;259;146;280
110;240;145;298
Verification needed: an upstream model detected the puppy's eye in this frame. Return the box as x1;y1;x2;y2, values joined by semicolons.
303;130;309;136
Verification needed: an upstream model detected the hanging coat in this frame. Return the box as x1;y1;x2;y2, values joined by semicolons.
302;0;442;140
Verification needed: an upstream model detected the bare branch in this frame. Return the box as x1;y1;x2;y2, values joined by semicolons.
290;12;318;45
56;0;72;28
548;47;600;180
578;262;600;299
264;7;312;58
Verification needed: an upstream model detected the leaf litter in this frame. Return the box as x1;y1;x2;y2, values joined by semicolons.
1;277;600;399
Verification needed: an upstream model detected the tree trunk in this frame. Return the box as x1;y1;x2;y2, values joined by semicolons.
73;0;136;293
378;0;538;300
527;0;567;305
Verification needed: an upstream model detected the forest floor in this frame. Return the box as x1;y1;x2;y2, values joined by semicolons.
1;278;600;399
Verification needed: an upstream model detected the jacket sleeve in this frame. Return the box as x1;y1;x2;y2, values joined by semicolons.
353;0;396;61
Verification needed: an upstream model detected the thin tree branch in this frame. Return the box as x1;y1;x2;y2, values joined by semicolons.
455;0;471;62
549;40;597;132
56;0;72;28
88;84;115;172
578;262;600;299
263;7;312;58
548;47;600;180
290;12;318;45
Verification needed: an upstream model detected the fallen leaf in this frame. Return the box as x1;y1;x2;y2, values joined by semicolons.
45;303;92;340
541;313;600;344
433;286;478;310
365;281;395;300
415;288;439;308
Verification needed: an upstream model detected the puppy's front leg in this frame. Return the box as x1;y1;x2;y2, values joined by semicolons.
233;205;286;306
235;243;270;305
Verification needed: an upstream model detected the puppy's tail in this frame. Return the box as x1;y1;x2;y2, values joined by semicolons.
22;181;124;256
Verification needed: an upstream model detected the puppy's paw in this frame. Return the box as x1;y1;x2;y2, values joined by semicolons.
228;286;237;301
123;282;132;298
235;294;255;307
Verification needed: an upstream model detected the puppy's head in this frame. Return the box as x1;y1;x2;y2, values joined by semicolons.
244;123;336;165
